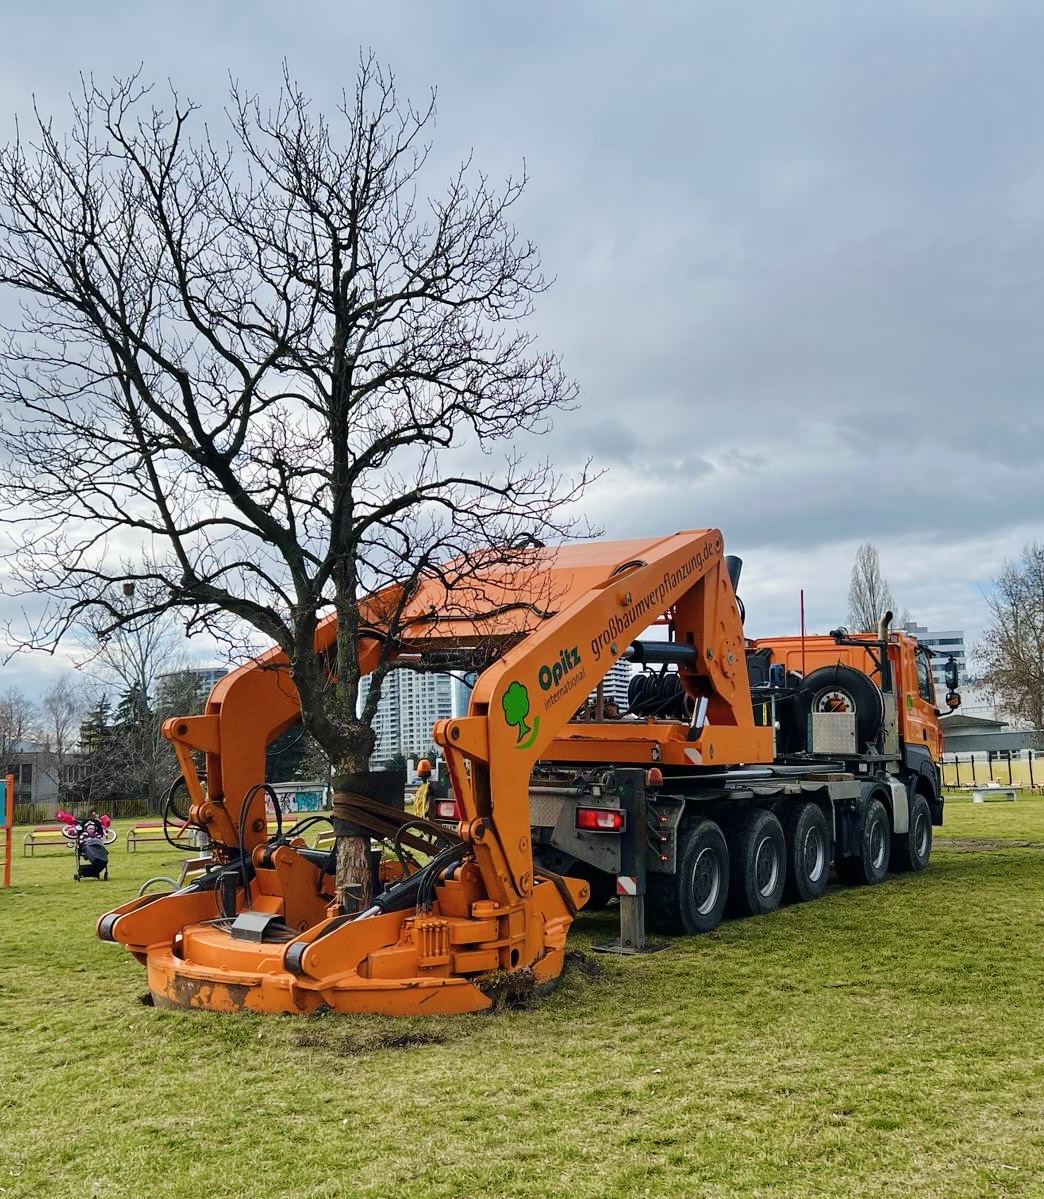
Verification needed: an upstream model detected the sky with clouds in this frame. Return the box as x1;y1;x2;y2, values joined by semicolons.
0;0;1040;700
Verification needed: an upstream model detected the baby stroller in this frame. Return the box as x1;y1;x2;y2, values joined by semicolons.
57;809;113;881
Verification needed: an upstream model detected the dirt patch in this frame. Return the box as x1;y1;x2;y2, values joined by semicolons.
292;1026;447;1056
564;949;603;979
936;837;1044;852
476;965;539;1011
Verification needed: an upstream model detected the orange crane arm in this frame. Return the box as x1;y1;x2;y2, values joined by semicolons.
434;529;773;902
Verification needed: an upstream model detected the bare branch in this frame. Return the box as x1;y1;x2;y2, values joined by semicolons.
0;61;597;777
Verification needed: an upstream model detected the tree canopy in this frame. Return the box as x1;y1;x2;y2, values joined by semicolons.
0;57;594;909
0;57;593;776
846;543;897;632
977;543;1044;737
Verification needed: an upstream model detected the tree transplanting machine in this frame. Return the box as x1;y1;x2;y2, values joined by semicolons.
98;529;957;1015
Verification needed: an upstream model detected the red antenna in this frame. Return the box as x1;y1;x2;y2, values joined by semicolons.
800;589;807;677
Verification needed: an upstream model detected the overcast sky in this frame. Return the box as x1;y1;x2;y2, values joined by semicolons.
1;0;1041;700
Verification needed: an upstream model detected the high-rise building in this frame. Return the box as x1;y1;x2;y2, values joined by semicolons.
451;672;476;718
901;622;969;692
360;669;454;763
360;659;636;763
155;666;227;711
595;659;637;710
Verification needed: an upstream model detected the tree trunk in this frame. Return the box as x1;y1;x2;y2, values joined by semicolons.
330;769;374;914
334;835;372;913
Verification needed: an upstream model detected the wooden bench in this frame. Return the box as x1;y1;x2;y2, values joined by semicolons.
126;821;170;850
23;824;73;856
971;786;1017;804
127;819;286;850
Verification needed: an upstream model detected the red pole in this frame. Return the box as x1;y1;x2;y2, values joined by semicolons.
3;772;13;889
800;589;807;676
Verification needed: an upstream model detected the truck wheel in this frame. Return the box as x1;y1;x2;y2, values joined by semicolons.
729;809;786;916
781;802;830;903
793;665;884;753
836;796;890;885
647;818;729;935
891;793;932;873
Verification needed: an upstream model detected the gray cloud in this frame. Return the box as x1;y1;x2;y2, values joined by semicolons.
1;0;1041;695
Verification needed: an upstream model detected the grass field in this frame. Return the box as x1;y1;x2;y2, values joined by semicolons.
1;796;1042;1199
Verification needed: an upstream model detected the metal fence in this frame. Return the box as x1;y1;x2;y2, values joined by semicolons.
12;795;158;826
14;782;332;827
942;750;1042;790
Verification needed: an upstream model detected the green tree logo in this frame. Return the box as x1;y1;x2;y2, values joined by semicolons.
502;680;540;749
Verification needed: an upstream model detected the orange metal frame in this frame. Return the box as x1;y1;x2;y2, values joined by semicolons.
98;529;773;1015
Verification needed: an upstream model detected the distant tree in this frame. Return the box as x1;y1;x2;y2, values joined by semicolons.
0;687;36;757
78;696;113;755
78;597;198;810
976;543;1044;738
847;544;897;632
37;674;84;801
107;685;161;806
72;696;123;808
154;670;212;722
267;724;328;784
0;59;592;910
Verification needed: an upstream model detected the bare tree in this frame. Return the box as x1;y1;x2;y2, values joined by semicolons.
847;543;897;632
38;674;84;802
73;592;199;811
0;59;592;908
0;686;37;757
976;543;1044;738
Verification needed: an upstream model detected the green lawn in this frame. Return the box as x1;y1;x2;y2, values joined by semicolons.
1;799;1042;1199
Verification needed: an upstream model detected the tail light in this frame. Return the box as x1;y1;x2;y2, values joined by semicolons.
576;807;626;832
434;799;461;820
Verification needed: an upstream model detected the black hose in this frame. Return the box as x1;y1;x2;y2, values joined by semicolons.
369;843;468;916
161;777;201;853
237;783;282;902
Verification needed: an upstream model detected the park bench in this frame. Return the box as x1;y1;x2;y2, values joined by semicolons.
23;824;72;856
136;854;216;896
126;821;171;850
311;828;336;850
971;786;1017;804
126;818;287;850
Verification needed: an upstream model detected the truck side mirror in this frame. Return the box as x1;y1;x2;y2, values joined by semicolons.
944;656;960;692
945;690;961;711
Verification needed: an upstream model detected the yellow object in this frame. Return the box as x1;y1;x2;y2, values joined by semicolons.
410;780;430;818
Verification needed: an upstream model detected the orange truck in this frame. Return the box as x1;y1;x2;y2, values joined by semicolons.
97;529;959;1014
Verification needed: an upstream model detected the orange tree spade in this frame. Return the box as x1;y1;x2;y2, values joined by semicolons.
0;58;595;909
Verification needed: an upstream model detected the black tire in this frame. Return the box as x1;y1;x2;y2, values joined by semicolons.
781;802;831;903
836;796;890;885
647;818;729;935
729;809;786;916
792;664;885;753
891;793;932;873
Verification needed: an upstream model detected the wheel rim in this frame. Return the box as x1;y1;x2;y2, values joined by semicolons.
802;825;827;883
869;816;887;869
691;846;722;915
754;836;781;898
814;688;855;714
913;811;930;858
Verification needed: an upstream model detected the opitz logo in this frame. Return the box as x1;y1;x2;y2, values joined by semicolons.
538;647;581;691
